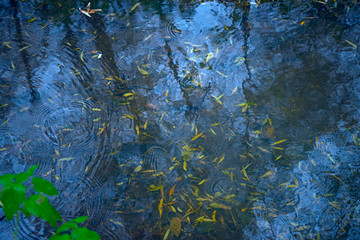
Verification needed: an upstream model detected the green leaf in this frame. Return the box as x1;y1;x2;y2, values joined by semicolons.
14;165;38;183
32;177;58;196
56;221;78;234
71;227;101;240
72;216;88;223
0;183;26;221
23;194;62;228
49;234;72;240
0;174;14;185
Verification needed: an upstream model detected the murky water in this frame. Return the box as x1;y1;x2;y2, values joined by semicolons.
1;0;360;239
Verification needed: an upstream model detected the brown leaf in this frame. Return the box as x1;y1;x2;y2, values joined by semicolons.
170;217;181;237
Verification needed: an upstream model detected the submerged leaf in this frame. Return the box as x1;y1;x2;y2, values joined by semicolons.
210;202;231;210
170;217;181;237
260;170;276;178
158;198;163;218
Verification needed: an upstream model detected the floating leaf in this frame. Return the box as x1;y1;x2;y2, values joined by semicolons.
212;95;224;105
144;34;153;41
123;93;134;97
271;139;286;145
19;45;31;52
27;17;36;23
169;185;176;198
163;229;170;240
58;158;74;161
205;52;213;63
345;40;357;49
191;132;203;141
80;51;84;63
3;42;12;48
170;217;181;237
235;57;245;65
129;3;141;13
134;165;142;172
137;66;149;75
216;71;227;77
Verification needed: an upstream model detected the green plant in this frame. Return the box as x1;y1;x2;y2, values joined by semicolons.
0;165;100;240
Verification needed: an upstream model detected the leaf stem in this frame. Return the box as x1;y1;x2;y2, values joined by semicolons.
15;212;18;240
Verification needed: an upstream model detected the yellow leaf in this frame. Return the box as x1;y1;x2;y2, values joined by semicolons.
345;40;357;49
97;127;105;135
271;139;287;145
129;2;140;13
134;165;142;172
191;132;203;141
205;52;213;63
260;170;276;178
136;126;140;135
212;210;217;222
27;17;36;23
123;92;134;97
92;108;101;111
158;198;163;218
137;66;149;75
55;149;60;158
19;45;31;52
144;121;148;130
231;86;238;95
3;42;12;48
218;155;225;164
198;179;206;185
144;34;153;41
163;229;170;240
80;51;84;62
216;71;227;77
183;161;187;171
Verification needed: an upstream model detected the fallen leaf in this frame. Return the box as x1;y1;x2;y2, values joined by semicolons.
170;217;181;237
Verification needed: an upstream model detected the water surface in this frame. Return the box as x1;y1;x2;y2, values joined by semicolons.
1;0;360;239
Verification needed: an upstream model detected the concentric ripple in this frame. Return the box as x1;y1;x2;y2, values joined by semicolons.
166;17;209;39
33;100;101;152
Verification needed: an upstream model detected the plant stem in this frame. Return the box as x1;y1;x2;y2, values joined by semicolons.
15;212;18;240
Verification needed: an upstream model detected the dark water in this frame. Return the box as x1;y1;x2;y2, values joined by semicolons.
1;0;360;239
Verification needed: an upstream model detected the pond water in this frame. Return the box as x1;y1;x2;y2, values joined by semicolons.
1;0;360;239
